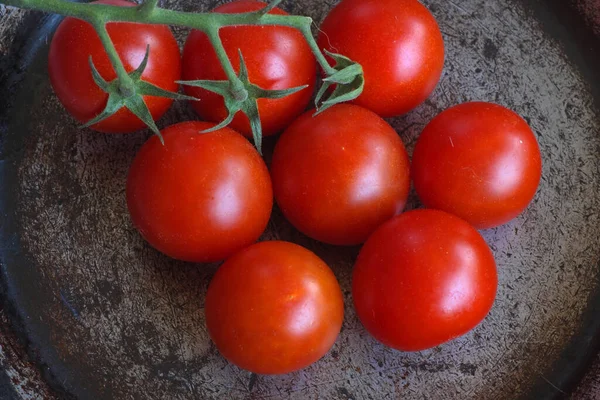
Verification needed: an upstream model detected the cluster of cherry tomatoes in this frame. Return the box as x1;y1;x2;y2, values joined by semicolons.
48;0;542;375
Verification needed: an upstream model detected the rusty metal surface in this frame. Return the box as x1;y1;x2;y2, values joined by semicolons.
1;0;600;399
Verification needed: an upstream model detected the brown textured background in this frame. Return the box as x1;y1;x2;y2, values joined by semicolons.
1;0;600;399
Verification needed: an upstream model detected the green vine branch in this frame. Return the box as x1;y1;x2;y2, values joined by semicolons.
90;20;135;96
1;0;364;150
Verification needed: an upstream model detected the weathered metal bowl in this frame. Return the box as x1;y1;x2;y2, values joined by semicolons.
1;0;600;398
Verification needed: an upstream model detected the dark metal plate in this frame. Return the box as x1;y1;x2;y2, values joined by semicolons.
1;0;600;399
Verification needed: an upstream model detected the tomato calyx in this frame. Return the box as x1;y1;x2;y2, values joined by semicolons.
179;50;308;154
314;50;364;114
83;45;196;143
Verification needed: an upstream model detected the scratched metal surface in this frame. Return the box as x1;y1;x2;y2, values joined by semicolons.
1;0;600;399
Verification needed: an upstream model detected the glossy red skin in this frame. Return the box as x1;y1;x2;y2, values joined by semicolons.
353;209;498;352
182;0;316;137
271;104;410;246
412;102;542;229
126;122;272;263
48;0;181;133
317;0;444;118
205;241;344;374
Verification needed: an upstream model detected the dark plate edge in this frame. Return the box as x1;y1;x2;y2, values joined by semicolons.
0;8;70;400
517;0;600;398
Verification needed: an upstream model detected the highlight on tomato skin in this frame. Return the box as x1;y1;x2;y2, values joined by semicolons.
352;209;498;352
125;121;273;263
205;241;345;375
317;0;445;118
411;101;543;229
270;103;411;246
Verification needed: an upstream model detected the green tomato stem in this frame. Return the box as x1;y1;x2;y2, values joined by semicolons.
3;0;335;75
289;18;336;76
137;0;158;19
205;28;246;98
90;21;135;96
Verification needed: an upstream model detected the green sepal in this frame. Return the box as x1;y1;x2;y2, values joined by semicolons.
317;82;365;115
248;0;282;17
243;100;263;155
122;94;161;140
137;80;197;101
88;56;110;91
249;84;309;100
177;79;230;97
322;50;356;75
323;63;363;85
314;50;365;115
200;112;236;134
82;46;196;144
80;89;125;128
129;45;150;80
179;49;309;154
237;49;250;82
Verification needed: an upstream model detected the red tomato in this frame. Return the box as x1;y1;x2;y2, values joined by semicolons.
205;241;344;374
182;0;316;137
412;102;542;229
126;122;272;263
317;0;444;117
48;0;181;133
353;209;497;351
271;104;410;246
